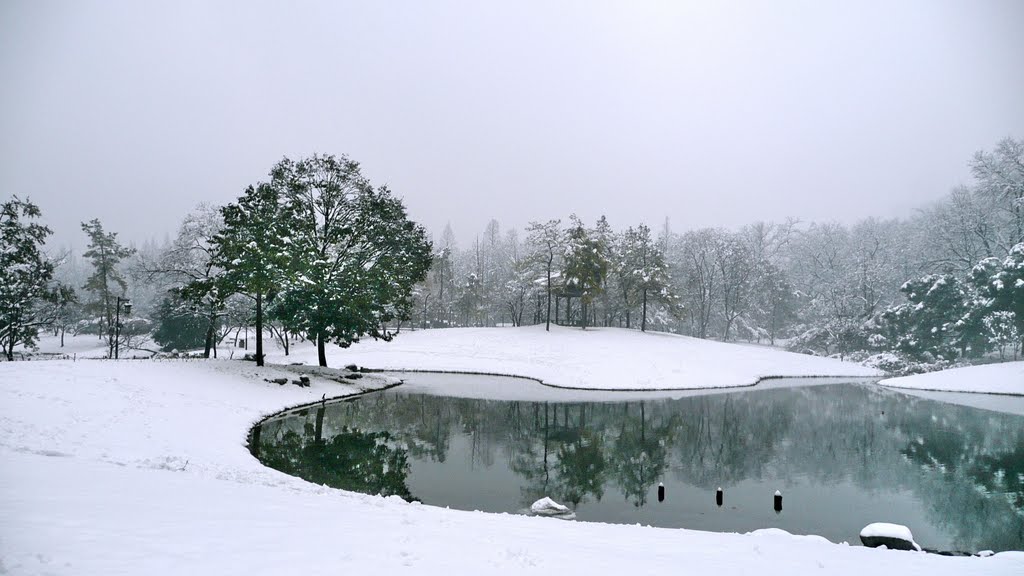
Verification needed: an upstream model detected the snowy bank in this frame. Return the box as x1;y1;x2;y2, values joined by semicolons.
276;325;880;390
1;359;1020;575
878;361;1024;396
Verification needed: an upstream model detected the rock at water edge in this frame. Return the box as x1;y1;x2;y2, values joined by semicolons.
859;523;921;551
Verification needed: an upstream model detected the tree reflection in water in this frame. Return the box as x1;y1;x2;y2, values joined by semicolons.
255;405;415;501
253;384;1024;552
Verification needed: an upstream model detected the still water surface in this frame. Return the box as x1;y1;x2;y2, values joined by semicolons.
252;374;1024;552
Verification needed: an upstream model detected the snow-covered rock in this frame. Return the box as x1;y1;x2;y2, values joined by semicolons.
530;497;575;519
859;523;921;551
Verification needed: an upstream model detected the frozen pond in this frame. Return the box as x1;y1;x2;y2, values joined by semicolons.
252;373;1024;552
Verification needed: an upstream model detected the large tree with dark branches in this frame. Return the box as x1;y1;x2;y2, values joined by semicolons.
270;154;432;367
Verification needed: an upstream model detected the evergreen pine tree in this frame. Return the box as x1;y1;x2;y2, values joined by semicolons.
882;274;970;360
208;183;290;367
0;197;55;360
80;219;135;358
152;290;209;352
618;224;677;332
562;215;608;330
972;242;1024;350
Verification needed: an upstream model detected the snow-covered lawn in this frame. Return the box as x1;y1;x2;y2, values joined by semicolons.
2;358;1022;575
271;325;880;389
16;333;115;359
879;361;1024;396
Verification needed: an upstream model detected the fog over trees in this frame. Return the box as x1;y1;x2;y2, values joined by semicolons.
2;138;1022;372
399;138;1023;370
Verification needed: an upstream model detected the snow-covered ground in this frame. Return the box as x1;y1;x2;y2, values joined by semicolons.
2;358;1021;575
879;361;1024;396
269;325;880;389
16;333;115;359
25;327;879;391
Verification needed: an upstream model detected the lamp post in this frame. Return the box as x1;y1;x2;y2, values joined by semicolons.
114;297;132;359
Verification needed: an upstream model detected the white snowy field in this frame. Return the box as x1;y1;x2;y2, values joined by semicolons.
2;359;1022;576
23;328;881;391
15;333;118;359
270;325;880;389
879;361;1024;396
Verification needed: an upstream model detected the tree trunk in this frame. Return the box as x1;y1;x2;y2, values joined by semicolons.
317;333;327;367
203;322;215;358
255;291;265;366
545;257;552;331
641;288;648;332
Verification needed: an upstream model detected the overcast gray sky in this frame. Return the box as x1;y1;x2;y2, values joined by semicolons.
2;0;1023;251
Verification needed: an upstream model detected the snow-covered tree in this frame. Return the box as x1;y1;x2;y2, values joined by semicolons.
429;227;458;327
140;204;227;358
674;229;720;339
916;187;999;273
526;219;562;331
971;242;1024;349
80;219;136;358
983;311;1019;360
0;197;55;360
880;274;970;361
618;224;676;332
562;215;608;330
271;154;432;367
500;234;535;327
714;233;754;342
208;184;291;366
785;223;867;357
152;290;209;353
456;272;484;326
971;137;1024;250
47;282;79;348
746;262;797;345
591;216;617;327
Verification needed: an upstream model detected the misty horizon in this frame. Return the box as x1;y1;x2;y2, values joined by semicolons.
3;1;1023;251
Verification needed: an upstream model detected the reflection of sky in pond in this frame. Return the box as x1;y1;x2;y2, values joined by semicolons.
255;375;1024;553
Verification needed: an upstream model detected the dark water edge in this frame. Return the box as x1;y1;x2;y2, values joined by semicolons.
252;377;1024;552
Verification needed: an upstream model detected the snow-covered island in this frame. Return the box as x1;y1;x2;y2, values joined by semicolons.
2;330;1023;575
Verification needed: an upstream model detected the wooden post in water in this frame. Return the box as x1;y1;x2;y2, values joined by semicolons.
716;487;723;507
774;490;783;513
658;482;665;502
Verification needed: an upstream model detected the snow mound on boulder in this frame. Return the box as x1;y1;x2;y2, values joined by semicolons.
530;497;574;519
859;523;921;551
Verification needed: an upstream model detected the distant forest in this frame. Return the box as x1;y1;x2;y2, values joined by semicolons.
4;138;1021;373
